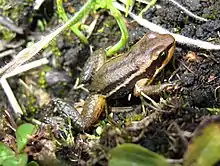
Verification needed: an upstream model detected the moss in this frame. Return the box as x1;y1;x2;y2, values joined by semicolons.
0;26;16;41
49;39;62;57
125;114;144;124
27;95;38;113
0;0;34;21
38;66;51;88
20;92;39;114
202;8;217;20
0;0;34;40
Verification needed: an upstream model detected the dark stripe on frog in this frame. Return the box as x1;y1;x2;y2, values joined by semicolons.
107;53;167;98
89;51;139;94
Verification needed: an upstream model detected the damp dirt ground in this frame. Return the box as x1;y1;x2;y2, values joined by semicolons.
0;0;220;165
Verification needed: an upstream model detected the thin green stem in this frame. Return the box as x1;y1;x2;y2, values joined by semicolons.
57;0;89;44
139;0;157;17
0;0;95;75
125;0;132;17
57;0;128;56
106;1;128;56
68;0;95;25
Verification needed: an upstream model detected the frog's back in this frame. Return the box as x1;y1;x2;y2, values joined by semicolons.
89;37;154;97
89;52;138;97
89;32;175;98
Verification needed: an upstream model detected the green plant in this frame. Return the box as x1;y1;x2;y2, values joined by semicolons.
109;143;168;166
56;0;89;44
56;0;129;56
109;116;220;166
139;0;157;17
0;0;131;75
0;123;38;166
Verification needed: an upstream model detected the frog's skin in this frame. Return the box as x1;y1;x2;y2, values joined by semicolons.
52;32;175;130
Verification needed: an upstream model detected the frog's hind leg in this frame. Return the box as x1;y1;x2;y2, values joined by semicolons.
48;95;106;131
81;94;106;129
49;98;86;131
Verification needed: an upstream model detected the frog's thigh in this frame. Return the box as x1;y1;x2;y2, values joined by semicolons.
81;94;106;129
134;78;172;96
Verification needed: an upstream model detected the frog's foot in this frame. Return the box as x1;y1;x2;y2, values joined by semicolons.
133;78;174;97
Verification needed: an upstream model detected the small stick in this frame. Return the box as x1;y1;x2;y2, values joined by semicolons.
1;58;49;117
114;2;220;50
168;0;208;22
0;16;24;34
34;0;46;10
0;49;16;58
1;78;23;116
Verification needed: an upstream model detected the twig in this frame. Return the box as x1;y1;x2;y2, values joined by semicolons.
34;0;46;10
1;78;23;116
126;112;158;131
86;14;99;38
114;2;220;50
1;58;49;117
0;15;24;34
0;49;16;58
167;158;184;164
168;0;208;22
123;0;207;21
0;0;94;76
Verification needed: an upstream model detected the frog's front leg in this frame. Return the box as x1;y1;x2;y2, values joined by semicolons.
80;49;106;84
51;94;106;130
133;78;173;97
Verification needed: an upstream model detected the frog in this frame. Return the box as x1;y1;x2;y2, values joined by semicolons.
50;32;175;131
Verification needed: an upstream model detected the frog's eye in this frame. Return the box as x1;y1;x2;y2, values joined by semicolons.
152;50;166;60
161;51;166;57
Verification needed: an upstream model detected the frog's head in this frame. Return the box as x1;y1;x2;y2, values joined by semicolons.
145;32;175;61
139;32;176;82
